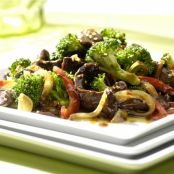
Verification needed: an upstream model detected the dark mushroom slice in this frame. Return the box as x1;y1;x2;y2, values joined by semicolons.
34;49;62;70
36;59;62;70
0;90;13;107
61;56;84;73
78;29;103;47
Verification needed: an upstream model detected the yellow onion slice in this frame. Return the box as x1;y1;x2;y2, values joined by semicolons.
115;90;155;117
34;69;53;99
141;81;158;97
69;89;108;120
129;61;148;75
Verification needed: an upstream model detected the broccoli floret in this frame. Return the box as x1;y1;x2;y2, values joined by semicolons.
86;39;140;85
90;73;107;91
9;58;31;78
116;44;156;75
67;71;75;81
53;33;86;60
100;28;126;45
12;74;44;108
161;53;174;69
49;72;69;106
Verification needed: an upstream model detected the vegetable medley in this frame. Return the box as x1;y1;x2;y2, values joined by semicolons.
1;28;174;123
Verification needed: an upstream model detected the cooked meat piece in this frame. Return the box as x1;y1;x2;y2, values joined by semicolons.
119;98;148;112
0;90;13;107
38;100;60;116
112;81;127;92
38;49;50;60
155;95;170;109
100;89;118;119
34;49;62;70
74;64;118;118
36;59;62;70
78;89;102;111
159;67;174;88
78;29;103;46
61;56;84;73
75;63;101;89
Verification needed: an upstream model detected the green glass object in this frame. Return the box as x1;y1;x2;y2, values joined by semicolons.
0;0;45;37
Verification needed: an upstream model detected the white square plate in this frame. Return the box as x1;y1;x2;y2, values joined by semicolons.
0;106;174;145
1;119;174;158
1;127;174;174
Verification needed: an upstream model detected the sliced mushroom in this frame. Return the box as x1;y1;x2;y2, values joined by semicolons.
61;55;84;73
34;49;62;70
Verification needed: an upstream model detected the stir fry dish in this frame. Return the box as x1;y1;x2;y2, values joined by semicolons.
1;28;174;123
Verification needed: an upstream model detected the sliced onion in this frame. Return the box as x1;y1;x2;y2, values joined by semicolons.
34;69;53;99
115;90;155;117
111;109;128;123
141;81;158;97
42;71;53;99
69;89;108;120
129;61;148;75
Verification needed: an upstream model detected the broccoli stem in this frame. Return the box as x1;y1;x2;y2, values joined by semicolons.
99;54;140;85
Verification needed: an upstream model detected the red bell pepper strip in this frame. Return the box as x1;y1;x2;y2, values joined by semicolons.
139;76;174;96
53;66;80;119
0;80;16;89
167;109;174;115
150;99;167;121
0;80;7;87
168;102;174;108
171;65;174;71
167;102;174;115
